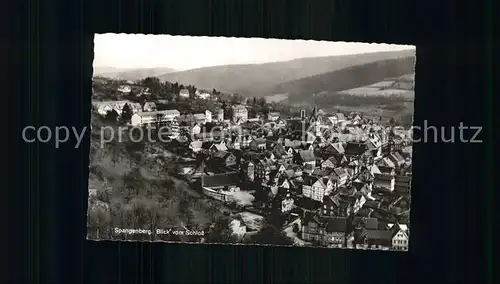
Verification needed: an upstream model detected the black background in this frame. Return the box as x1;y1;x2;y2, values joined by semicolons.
8;0;493;283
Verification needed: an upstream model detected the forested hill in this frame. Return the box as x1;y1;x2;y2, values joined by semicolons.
157;49;416;96
272;56;416;101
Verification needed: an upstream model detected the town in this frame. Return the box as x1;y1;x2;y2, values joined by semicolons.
89;76;412;251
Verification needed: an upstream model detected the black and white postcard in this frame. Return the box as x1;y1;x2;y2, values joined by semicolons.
88;34;415;251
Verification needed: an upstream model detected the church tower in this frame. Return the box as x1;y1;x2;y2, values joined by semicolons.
311;105;318;119
309;105;321;137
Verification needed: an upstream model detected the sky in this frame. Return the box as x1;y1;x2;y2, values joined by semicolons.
94;33;415;71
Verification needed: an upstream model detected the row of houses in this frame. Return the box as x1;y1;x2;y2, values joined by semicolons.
301;214;409;250
113;83;214;100
188;113;411;249
92;99;161;115
194;132;410;205
178;89;213;100
127;105;251;128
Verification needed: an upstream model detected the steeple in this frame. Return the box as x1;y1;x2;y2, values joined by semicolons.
312;105;318;118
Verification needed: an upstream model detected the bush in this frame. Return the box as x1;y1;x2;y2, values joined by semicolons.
246;224;294;246
96;189;111;203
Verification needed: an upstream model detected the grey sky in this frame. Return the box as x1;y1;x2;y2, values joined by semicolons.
94;33;415;71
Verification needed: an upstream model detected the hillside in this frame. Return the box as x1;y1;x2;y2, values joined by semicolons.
272;56;416;101
94;67;177;81
87;115;224;241
157;49;415;96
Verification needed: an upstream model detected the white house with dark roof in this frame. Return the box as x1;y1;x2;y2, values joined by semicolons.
388;223;409;250
302;176;333;202
267;112;280;121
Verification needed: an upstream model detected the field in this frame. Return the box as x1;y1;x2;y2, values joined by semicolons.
338;87;414;98
367;80;396;88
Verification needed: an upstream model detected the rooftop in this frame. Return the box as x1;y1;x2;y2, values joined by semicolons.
137;109;180;117
345;141;369;156
298;150;315;162
202;172;241;188
295;197;322;211
362;230;393;241
325;217;348;233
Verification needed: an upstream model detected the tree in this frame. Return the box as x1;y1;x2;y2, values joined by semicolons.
258;97;267;107
104;109;119;122
87;205;111;240
142;77;162;94
144;196;163;239
292;223;300;233
121;103;133;122
160;81;172;96
95;189;111;203
187;85;197;98
389;117;396;125
246;224;293;246
230;93;242;104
